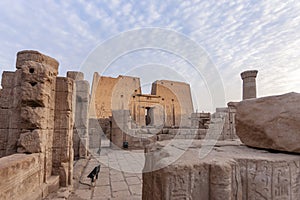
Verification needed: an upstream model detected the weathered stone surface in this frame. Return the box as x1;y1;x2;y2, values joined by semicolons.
67;71;84;81
0;129;8;157
73;78;89;159
5;129;21;155
52;129;72;148
88;118;102;149
59;162;69;187
0;89;13;109
143;140;300;200
75;80;90;93
19;61;57;83
17;130;44;153
241;70;258;100
0;72;19;109
54;111;73;130
79;138;88;158
16;50;59;72
0;154;43;200
0;50;76;197
20;81;52;107
20;107;51;129
52;76;74;187
0;109;10;129
55;76;74;92
1;71;15;88
233;92;300;153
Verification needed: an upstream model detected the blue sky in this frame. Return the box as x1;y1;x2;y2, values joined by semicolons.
0;0;299;111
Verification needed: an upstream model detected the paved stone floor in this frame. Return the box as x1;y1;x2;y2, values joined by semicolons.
69;148;145;200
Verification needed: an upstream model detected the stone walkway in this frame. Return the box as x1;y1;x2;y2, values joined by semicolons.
69;148;144;200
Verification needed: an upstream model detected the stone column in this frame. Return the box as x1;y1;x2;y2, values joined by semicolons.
15;50;59;182
240;70;258;100
227;102;238;139
53;77;74;186
0;72;15;157
67;71;90;159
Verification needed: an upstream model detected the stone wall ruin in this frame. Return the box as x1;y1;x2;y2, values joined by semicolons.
0;50;75;199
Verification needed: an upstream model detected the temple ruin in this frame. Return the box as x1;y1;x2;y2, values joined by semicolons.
0;50;299;200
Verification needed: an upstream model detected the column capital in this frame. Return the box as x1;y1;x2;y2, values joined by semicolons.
241;70;258;80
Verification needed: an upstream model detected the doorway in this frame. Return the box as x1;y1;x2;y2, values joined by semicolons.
145;107;152;126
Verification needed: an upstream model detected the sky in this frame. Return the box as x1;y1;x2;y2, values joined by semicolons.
0;0;299;112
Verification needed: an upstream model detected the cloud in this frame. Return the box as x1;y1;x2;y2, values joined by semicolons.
0;0;299;110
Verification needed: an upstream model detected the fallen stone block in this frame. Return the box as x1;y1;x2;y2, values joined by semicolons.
233;92;300;153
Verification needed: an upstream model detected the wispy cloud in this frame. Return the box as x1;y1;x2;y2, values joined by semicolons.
0;0;299;110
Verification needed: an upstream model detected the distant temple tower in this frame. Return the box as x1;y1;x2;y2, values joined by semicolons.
241;70;258;100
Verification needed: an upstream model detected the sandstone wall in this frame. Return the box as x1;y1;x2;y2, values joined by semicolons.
90;73;141;119
0;154;59;200
0;50;75;198
111;110;157;149
90;74;194;129
151;80;194;127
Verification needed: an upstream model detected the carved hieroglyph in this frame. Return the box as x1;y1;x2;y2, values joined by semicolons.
143;140;300;200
